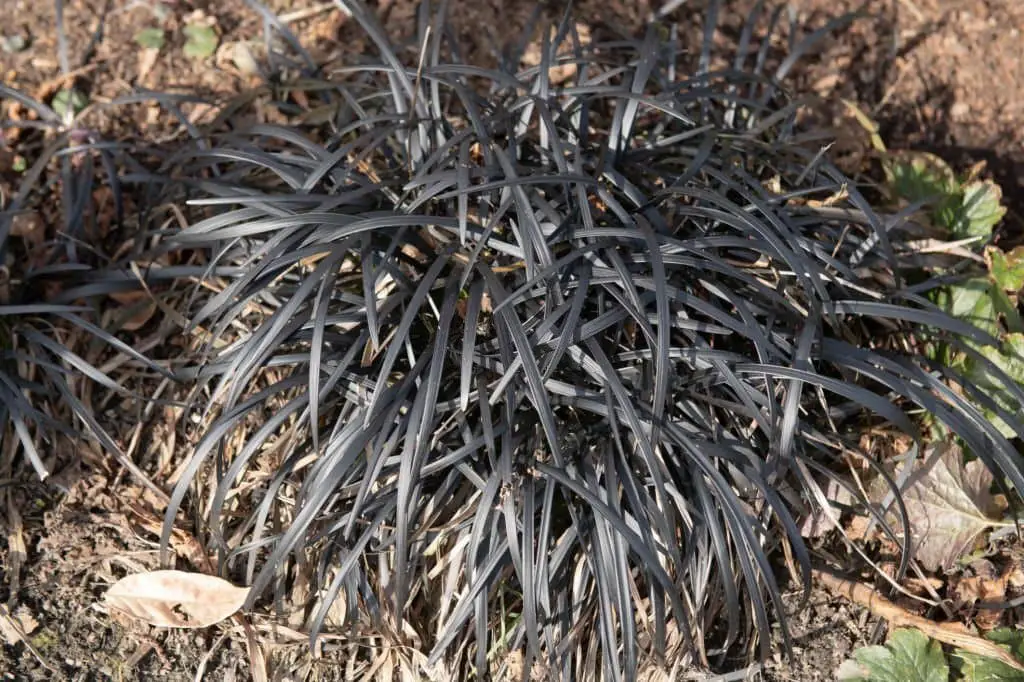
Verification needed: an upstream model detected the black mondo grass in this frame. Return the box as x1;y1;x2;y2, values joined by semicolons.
0;84;173;489
144;1;1024;678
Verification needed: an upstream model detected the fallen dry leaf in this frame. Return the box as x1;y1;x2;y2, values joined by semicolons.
905;575;944;596
1008;565;1024;589
108;290;157;331
137;47;160;85
127;503;212;570
896;443;1006;572
0;604;39;645
845;513;874;542
104;570;249;628
952;559;1007;630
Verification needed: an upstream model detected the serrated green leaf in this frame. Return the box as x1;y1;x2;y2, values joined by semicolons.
950;181;1006;241
51;88;88;119
842;629;948;682
953;628;1024;682
990;247;1024;293
183;24;218;59
884;150;958;205
134;28;165;50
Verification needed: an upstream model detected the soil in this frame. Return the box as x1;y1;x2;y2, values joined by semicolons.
1;0;1023;680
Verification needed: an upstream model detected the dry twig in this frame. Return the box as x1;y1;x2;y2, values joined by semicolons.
814;569;1024;671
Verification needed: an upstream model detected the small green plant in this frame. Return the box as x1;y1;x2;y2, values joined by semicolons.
840;628;1024;682
50;88;88;120
182;23;218;59
882;152;1024;439
884;151;1006;241
133;27;166;51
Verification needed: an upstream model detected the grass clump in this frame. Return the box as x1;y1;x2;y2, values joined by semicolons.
0;83;171;487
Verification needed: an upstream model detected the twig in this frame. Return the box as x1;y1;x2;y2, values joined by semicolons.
814;569;1024;671
32;64;99;104
279;2;339;24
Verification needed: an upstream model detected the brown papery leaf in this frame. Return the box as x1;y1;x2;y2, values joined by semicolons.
952;559;1006;630
108;290;157;331
137;48;159;85
898;443;1007;572
104;570;249;628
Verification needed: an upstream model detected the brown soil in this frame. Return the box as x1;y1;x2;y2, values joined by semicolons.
1;0;1023;680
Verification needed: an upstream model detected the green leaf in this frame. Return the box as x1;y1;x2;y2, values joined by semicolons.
51;88;88;119
134;28;165;50
935;278;1000;338
950;181;1006;241
992;286;1024;334
838;658;872;682
966;334;1024;438
840;629;948;682
884;151;958;205
989;247;1024;293
953;628;1024;681
182;24;218;59
979;335;1024;386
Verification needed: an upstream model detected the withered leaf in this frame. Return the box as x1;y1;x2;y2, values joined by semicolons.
104;570;249;628
0;605;39;645
898;443;1004;572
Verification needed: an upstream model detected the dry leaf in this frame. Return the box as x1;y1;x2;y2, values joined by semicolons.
137;47;159;85
521;23;591;85
800;478;854;538
6;497;26;597
951;560;1007;630
845;514;873;542
0;605;39;644
108;290;157;331
104;570;249;628
242;621;269;682
127;504;211;569
231;42;260;76
897;443;1004;572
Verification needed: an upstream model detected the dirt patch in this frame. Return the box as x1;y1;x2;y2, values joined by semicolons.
789;0;1024;241
2;0;1024;680
0;472;248;680
762;589;868;682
